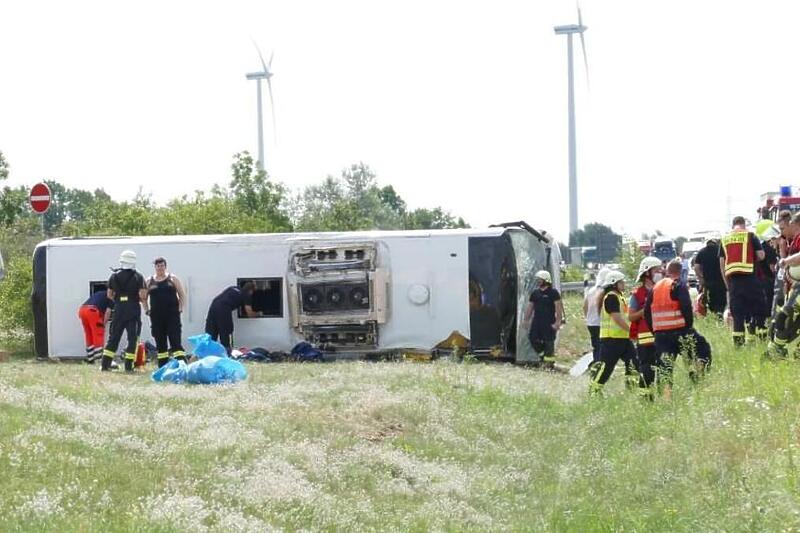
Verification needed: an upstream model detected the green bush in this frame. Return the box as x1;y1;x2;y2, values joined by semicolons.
0;254;33;349
561;265;585;283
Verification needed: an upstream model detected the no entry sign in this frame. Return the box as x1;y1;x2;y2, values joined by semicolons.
29;183;51;214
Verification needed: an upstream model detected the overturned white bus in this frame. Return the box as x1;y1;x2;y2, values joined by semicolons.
32;222;561;362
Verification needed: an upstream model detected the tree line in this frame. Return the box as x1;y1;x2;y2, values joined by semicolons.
0;150;467;348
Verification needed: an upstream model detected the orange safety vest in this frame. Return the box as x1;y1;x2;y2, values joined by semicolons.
721;229;755;276
650;278;687;332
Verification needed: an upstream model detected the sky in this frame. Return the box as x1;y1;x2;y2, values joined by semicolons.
0;0;797;243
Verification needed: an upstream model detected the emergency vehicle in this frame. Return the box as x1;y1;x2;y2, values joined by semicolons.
758;188;800;222
31;223;561;363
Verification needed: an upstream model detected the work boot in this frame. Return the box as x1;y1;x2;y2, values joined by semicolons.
101;355;114;371
124;359;134;373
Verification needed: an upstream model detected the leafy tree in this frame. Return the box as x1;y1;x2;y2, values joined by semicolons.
229;151;292;232
569;222;622;263
615;241;646;281
0;151;8;181
675;236;687;254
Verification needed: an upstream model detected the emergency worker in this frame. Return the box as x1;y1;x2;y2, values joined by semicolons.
78;290;113;364
628;257;663;397
754;223;779;328
523;270;563;369
693;238;726;316
588;271;638;395
644;260;712;398
770;212;800;355
205;282;260;354
719;216;767;345
146;257;188;367
101;250;148;372
584;268;609;364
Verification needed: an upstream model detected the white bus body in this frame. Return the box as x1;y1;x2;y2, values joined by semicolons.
32;224;560;362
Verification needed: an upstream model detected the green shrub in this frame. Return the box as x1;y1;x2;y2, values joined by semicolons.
0;254;33;348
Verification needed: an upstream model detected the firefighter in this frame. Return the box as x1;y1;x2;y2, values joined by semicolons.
77;289;113;364
583;268;609;364
693;237;726;316
101;250;148;372
719;216;767;346
644;259;712;398
769;212;800;356
523;270;563;369
146;257;188;367
204;282;260;354
628;256;663;398
588;270;638;395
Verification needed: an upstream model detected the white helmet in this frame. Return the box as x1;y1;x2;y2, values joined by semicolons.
604;270;625;287
119;250;137;268
637;256;663;281
534;270;552;284
595;267;610;288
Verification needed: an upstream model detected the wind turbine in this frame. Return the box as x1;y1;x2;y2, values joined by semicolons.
245;42;276;171
554;5;589;238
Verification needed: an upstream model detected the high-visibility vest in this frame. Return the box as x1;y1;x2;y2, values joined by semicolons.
632;285;654;345
721;229;755;276
650;278;687;332
600;291;629;339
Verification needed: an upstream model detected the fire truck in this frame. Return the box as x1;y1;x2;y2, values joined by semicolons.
758;188;800;221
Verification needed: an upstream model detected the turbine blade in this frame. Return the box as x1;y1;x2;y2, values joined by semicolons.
577;3;583;27
268;50;274;68
580;31;589;88
267;78;277;143
252;38;269;74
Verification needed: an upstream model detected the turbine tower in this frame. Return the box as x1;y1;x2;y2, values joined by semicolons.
245;43;276;171
554;6;589;238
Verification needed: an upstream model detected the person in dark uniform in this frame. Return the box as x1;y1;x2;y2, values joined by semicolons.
523;270;562;369
588;270;638;395
146;257;188;367
101;250;147;372
644;260;712;399
78;290;114;364
755;234;779;331
692;238;726;316
719;216;767;346
205;282;260;354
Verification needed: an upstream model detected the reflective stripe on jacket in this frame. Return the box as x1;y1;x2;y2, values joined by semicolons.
632;285;654;345
651;278;687;332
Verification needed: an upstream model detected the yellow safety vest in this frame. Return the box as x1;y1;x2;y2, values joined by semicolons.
600;290;629;339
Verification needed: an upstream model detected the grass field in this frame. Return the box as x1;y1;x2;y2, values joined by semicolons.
2;296;800;531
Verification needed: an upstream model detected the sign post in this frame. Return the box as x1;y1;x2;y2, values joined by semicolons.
29;182;51;237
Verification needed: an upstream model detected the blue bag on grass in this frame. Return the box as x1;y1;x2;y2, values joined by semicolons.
291;342;323;362
186;356;248;384
151;358;188;383
187;333;228;359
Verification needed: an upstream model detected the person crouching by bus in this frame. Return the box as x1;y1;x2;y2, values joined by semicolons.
628;257;664;399
588;270;638;395
146;257;188;367
644;260;712;399
101;250;148;372
523;270;563;370
205;282;261;354
584;268;609;364
78;290;113;364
